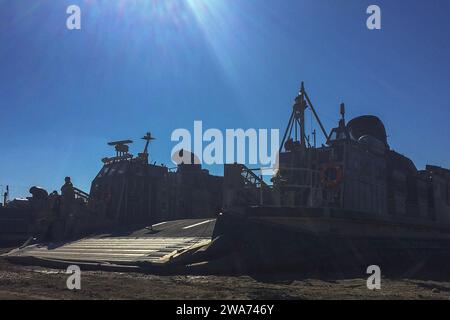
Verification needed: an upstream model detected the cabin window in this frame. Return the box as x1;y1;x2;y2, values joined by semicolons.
97;166;110;178
329;128;348;142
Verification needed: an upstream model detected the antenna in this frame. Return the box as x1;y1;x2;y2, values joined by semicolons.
3;185;9;206
107;140;133;157
313;129;317;148
139;132;156;164
280;82;307;152
340;102;346;126
280;82;329;152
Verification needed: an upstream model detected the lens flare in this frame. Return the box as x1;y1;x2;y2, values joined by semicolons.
186;0;241;78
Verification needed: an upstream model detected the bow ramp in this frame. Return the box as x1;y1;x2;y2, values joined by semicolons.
2;218;216;272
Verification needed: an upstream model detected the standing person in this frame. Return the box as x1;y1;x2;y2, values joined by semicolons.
61;177;75;201
59;177;76;239
61;176;75;216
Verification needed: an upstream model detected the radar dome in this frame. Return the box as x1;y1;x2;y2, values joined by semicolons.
347;115;388;146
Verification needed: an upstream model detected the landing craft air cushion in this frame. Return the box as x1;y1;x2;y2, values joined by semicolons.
213;82;450;272
2;82;450;274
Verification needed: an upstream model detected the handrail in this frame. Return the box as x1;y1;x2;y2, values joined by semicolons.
73;187;89;201
240;165;267;188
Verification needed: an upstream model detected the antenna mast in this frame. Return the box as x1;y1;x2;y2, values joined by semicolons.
3;185;9;206
280;82;329;152
139;132;155;164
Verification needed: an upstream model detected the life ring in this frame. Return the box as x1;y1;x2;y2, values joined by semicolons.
320;164;343;188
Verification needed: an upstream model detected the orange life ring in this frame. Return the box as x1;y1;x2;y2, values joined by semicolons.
320;164;343;188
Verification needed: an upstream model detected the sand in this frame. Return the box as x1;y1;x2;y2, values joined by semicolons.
1;247;449;300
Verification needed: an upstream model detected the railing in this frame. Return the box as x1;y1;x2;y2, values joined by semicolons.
240;166;268;189
73;187;90;201
276;166;321;189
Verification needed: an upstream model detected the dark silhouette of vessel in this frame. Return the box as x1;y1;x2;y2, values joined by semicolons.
213;83;450;272
2;82;450;275
0;133;222;244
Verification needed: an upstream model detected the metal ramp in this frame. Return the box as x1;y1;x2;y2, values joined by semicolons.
2;218;216;270
6;237;209;264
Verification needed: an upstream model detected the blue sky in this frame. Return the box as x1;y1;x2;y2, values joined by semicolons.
1;0;450;197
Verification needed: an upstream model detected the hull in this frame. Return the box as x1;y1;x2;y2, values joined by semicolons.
0;207;31;247
213;206;450;274
0;206;117;245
